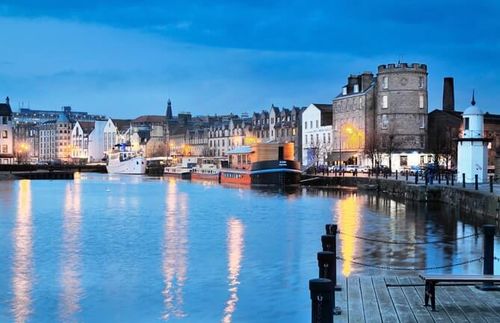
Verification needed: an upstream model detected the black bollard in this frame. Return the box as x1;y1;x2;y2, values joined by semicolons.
425;173;428;186
325;224;337;236
406;171;409;181
478;225;499;290
395;171;398;180
317;251;336;282
321;235;335;252
451;173;454;186
415;173;418;184
475;174;478;190
446;174;449;186
309;278;333;323
490;176;494;193
438;172;441;184
321;233;341;291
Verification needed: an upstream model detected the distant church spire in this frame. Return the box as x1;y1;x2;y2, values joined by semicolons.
471;90;476;106
166;98;173;120
5;96;9;105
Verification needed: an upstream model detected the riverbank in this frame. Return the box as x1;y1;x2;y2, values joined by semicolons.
301;174;500;220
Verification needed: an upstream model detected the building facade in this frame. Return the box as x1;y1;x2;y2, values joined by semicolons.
0;97;14;164
302;104;333;167
39;113;73;162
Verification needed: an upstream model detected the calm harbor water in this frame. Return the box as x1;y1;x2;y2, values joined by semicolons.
0;174;498;322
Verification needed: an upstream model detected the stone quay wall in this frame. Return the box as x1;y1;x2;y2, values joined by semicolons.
301;175;499;220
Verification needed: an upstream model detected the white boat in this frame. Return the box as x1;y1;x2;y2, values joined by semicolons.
164;166;192;179
106;150;146;174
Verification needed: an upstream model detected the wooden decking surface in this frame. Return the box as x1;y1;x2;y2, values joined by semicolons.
334;276;500;322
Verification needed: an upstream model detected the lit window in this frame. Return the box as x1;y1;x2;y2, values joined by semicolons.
381;114;389;129
420;115;425;129
2;130;7;138
419;77;424;88
383;76;388;89
419;95;424;109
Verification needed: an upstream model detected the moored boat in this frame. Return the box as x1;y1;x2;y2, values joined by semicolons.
164;166;192;179
220;143;301;186
106;145;146;175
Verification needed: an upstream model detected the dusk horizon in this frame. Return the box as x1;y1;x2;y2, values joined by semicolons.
1;0;499;118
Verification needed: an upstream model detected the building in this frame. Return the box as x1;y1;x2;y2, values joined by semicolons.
13;106;106;124
39;113;73;163
301;103;333;167
0;97;15;164
103;119;131;154
332;63;428;168
130;115;167;157
332;72;375;166
71;121;95;162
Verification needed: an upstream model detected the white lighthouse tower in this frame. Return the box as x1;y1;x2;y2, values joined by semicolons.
457;93;489;183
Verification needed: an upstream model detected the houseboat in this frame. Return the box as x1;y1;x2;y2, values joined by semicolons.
220;143;301;186
164;156;197;179
190;157;226;182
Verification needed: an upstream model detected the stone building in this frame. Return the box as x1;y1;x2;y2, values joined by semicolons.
71;121;95;162
39;113;73;162
376;63;428;152
130;115;167;157
0;97;15;164
332;63;428;167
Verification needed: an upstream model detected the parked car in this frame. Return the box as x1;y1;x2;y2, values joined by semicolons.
358;165;370;173
328;165;344;172
345;165;360;173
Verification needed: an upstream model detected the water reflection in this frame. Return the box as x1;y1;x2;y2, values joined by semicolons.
59;180;83;322
162;179;188;320
337;194;361;276
11;180;33;322
222;218;244;323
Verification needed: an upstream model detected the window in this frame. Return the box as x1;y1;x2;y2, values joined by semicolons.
316;120;319;128
382;95;388;109
420;156;425;165
310;134;313;143
323;133;326;143
328;133;331;144
1;145;7;153
305;135;308;144
305;122;307;129
310;121;313;129
381;114;389;129
383;76;388;89
316;134;319;143
400;156;408;166
420;115;425;129
271;117;274;124
419;77;424;88
419;95;424;109
2;130;7;138
464;117;469;130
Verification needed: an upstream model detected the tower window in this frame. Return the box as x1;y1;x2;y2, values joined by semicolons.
382;95;388;109
381;114;389;129
419;77;424;88
464;117;469;130
383;76;388;89
419;95;424;109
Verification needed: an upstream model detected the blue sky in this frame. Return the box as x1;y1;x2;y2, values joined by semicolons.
0;0;499;117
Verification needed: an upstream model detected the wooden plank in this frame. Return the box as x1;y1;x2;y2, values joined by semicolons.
334;276;348;323
401;276;451;322
385;276;417;323
372;276;399;322
359;276;382;323
408;276;464;323
467;285;500;318
458;285;500;322
347;277;365;323
443;285;487;323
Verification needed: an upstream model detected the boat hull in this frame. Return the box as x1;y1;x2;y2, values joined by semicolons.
191;172;220;182
106;156;146;174
220;160;301;186
164;171;191;180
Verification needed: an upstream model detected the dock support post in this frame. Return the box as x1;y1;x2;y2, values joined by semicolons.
309;279;333;323
415;173;418;184
451;173;454;186
478;225;499;290
462;173;466;188
490;175;494;193
475;174;478;190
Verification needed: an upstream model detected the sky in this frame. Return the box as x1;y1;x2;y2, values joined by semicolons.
0;0;499;118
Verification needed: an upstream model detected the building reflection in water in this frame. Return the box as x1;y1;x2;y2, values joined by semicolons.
337;193;361;277
222;218;244;323
59;178;83;322
162;179;188;320
12;180;33;322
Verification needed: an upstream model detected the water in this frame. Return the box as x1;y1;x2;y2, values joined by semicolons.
0;174;498;322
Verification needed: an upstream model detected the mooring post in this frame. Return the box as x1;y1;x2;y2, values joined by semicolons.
446;173;449;185
490;176;494;193
309;278;333;323
451;173;454;186
475;174;479;190
405;171;409;181
415;173;418;184
395;171;398;180
479;225;498;290
462;173;466;188
321;233;341;291
438;171;441;184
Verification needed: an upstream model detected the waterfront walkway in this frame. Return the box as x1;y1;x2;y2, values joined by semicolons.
335;275;500;322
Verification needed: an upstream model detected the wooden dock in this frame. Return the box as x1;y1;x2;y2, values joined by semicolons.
334;276;500;322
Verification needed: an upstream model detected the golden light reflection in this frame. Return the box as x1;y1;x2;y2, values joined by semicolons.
222;218;244;323
59;181;83;322
337;194;361;276
162;178;188;320
12;180;33;323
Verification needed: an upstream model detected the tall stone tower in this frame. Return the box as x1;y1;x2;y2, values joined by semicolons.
443;77;455;111
375;63;428;152
457;95;489;183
